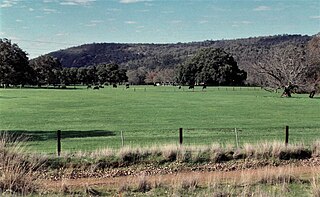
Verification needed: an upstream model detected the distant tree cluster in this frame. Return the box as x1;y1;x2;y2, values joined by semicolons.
0;39;128;87
57;64;127;86
176;48;247;86
126;67;176;85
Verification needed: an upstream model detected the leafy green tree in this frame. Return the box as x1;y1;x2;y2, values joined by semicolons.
118;68;128;84
127;67;147;85
96;63;127;84
68;67;79;86
29;55;62;86
177;48;247;85
59;67;79;86
77;67;89;85
0;38;31;87
86;66;98;85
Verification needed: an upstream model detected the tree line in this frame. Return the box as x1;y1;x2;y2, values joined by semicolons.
2;36;319;93
0;39;127;87
1;38;249;88
49;34;319;86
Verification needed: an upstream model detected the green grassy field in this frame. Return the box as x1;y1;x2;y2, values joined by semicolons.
0;86;319;153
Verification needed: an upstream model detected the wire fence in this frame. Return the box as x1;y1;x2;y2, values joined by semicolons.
118;86;263;92
6;126;320;154
181;126;320;147
18;126;320;154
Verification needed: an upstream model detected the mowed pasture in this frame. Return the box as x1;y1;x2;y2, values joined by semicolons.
0;86;319;154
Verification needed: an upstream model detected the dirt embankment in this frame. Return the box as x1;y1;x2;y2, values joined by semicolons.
41;157;320;190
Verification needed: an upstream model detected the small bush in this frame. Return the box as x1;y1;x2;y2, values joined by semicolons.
162;145;178;162
233;149;246;159
91;159;108;171
212;150;232;163
255;142;273;159
118;182;130;193
136;177;152;193
180;178;199;192
118;147;140;164
192;148;210;163
243;143;255;158
177;149;192;163
43;158;66;169
60;183;70;195
279;148;312;160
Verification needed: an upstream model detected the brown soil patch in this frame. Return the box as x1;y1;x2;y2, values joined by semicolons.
42;164;320;191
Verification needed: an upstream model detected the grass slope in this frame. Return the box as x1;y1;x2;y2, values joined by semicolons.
0;86;319;153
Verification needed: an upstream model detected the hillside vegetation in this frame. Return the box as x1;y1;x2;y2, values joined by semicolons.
49;34;315;85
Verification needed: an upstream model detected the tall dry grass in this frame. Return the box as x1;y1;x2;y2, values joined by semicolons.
311;170;320;197
312;140;320;157
59;140;319;168
312;177;320;197
0;132;39;195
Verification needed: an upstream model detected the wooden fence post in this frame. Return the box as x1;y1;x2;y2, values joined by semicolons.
57;130;61;156
121;131;124;147
179;128;183;145
234;128;239;148
285;126;289;146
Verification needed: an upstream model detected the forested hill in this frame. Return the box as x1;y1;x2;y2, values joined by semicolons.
48;34;312;84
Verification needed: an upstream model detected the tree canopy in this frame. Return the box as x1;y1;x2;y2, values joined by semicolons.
96;63;127;85
0;39;129;87
29;55;62;86
176;48;247;86
0;38;31;86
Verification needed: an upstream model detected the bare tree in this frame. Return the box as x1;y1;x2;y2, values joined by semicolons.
306;35;320;97
251;43;309;90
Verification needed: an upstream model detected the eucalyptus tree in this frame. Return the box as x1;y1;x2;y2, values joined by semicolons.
251;36;320;97
0;38;31;87
29;55;62;87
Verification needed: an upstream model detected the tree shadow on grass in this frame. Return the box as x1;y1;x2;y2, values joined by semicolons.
0;96;28;99
0;130;116;142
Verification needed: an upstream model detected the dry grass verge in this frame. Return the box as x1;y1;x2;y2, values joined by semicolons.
38;141;319;173
1;132;320;196
0;132;39;195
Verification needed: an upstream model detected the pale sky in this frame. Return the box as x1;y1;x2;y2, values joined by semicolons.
1;0;319;58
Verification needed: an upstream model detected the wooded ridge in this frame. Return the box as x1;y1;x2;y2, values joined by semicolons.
48;34;318;85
